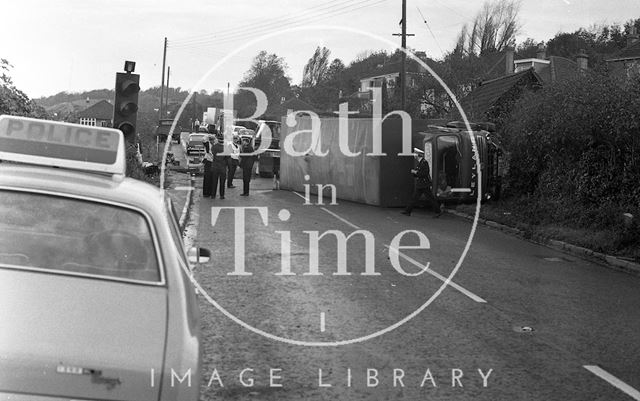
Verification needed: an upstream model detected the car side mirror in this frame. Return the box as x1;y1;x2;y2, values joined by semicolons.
188;247;210;264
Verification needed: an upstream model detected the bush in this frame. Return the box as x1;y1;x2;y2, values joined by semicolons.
500;71;640;254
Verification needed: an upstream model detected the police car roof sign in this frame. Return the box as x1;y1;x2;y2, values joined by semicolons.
0;115;126;176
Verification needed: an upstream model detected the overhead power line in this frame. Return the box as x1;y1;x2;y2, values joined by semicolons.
170;0;355;45
417;6;444;55
168;0;389;50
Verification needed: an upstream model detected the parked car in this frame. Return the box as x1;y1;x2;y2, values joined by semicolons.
0;115;207;400
185;133;208;155
186;152;205;175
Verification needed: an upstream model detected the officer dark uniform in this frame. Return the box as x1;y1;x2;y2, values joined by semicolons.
402;148;442;217
239;138;256;196
210;136;228;199
202;138;213;198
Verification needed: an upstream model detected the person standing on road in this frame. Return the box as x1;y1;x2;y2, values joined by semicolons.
210;136;228;199
402;148;442;217
239;137;256;196
272;151;281;190
226;134;240;189
202;136;214;198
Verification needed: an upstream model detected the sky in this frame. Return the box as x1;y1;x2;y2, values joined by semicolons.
3;0;640;99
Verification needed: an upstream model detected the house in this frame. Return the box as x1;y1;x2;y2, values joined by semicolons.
606;27;640;78
76;99;114;127
268;97;318;120
358;62;426;93
459;46;588;122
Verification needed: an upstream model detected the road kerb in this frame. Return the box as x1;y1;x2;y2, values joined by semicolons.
178;174;195;232
444;208;640;276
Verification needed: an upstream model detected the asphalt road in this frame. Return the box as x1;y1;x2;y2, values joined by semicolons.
184;173;640;400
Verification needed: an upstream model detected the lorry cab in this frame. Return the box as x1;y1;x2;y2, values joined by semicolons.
415;121;504;203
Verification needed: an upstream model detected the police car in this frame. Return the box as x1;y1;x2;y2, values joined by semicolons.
0;116;206;400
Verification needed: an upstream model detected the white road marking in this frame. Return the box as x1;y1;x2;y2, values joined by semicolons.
173;186;195;191
385;245;487;303
584;365;640;400
292;191;306;201
320;312;326;332
293;192;363;230
303;199;487;304
320;207;361;230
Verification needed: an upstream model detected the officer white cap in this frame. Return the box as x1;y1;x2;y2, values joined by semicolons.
413;147;424;155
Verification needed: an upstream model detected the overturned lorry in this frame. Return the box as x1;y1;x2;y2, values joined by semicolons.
280;117;504;207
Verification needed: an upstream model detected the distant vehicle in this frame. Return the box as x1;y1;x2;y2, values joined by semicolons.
186;152;205;175
155;118;175;143
186;133;208;155
238;128;256;141
0;115;206;400
253;120;281;178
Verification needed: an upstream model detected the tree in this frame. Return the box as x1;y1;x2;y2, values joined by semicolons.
326;58;345;83
545;19;640;69
0;58;47;118
456;0;521;56
302;46;331;87
515;38;540;58
236;51;292;118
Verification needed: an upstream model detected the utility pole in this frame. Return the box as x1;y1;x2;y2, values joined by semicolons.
393;0;414;111
159;37;167;123
192;92;197;130
165;66;171;115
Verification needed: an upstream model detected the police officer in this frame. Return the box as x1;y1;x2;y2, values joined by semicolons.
202;136;214;198
402;148;442;217
226;134;240;188
239;137;256;196
210;136;228;199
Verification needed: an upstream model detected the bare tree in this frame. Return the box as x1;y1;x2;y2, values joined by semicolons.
457;0;521;55
301;47;331;87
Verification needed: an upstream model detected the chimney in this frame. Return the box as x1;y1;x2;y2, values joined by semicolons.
576;49;589;72
627;26;639;47
505;46;514;74
536;43;547;60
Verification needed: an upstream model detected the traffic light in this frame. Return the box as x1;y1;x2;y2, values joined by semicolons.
113;71;140;141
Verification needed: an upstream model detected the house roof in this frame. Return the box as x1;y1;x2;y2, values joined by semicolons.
459;68;543;120
607;40;640;62
76;99;113;119
268;97;318;117
536;56;579;84
360;60;426;80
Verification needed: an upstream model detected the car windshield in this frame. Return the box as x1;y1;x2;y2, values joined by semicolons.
0;190;161;282
189;134;207;142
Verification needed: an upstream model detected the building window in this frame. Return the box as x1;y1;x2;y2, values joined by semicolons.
79;118;96;126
